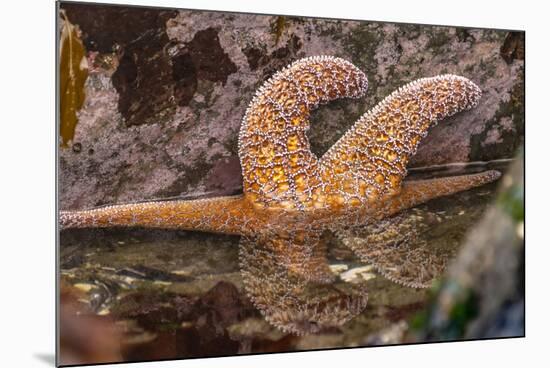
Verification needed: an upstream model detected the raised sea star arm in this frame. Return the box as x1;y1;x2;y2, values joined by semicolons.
321;75;482;200
238;56;368;210
59;195;261;235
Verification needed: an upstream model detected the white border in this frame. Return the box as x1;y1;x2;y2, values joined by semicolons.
2;0;545;367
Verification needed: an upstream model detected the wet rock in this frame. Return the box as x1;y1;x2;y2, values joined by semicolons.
174;326;240;358
384;302;426;323
328;263;348;275
61;4;177;53
204;155;243;195
63;3;178;127
226;317;294;354
113;291;196;332
340;265;376;283
59;281;123;365
122;331;177;361
194;281;254;328
242;33;303;78
100;281;255;361
500;32;525;64
227;317;285;342
115;265;193;282
295;333;344;350
111;27;176;127
182;27;237;85
171;27;238;107
363;320;408;346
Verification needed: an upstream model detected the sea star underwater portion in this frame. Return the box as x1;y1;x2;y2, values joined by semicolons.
60;56;500;334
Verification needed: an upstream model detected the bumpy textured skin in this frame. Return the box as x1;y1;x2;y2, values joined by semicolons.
239;56;368;211
59;196;260;235
60;56;501;334
321;75;483;203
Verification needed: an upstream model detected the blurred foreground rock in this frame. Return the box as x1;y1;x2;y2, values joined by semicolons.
59;281;123;365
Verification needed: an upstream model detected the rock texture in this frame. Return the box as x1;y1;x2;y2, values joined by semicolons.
58;3;524;210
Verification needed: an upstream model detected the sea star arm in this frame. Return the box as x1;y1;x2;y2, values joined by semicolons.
321;75;482;200
59;195;260;236
380;170;501;217
238;56;368;210
239;235;368;334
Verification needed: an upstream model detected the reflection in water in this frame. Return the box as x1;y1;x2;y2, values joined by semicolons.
59;162;505;362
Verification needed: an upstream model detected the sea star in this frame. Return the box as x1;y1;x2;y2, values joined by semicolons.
60;56;501;334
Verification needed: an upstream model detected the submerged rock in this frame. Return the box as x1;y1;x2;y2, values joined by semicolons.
340;265;376;283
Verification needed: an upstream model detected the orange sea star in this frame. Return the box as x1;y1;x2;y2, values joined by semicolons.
60;56;500;334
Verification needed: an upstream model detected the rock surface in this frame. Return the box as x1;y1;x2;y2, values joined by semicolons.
59;3;524;209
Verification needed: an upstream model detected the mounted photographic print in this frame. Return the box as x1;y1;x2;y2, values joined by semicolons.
57;1;525;366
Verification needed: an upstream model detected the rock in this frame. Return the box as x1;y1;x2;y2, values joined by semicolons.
226;317;285;342
340;265;376;283
58;3;524;210
363;320;408;346
329;263;349;275
194;281;252;328
59;281;123;365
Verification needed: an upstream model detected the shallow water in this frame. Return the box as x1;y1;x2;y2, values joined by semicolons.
59;163;505;363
